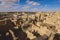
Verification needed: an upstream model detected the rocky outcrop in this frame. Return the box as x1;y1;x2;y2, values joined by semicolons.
0;12;60;40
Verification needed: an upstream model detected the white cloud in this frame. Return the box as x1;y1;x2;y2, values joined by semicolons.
30;8;40;12
26;0;40;6
0;4;20;12
0;0;20;12
18;5;31;12
0;0;18;5
45;4;48;7
2;0;17;2
22;6;30;9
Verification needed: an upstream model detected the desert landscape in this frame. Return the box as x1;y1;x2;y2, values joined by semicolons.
0;11;60;40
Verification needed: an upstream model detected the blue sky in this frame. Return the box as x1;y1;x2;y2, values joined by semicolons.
0;0;60;12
